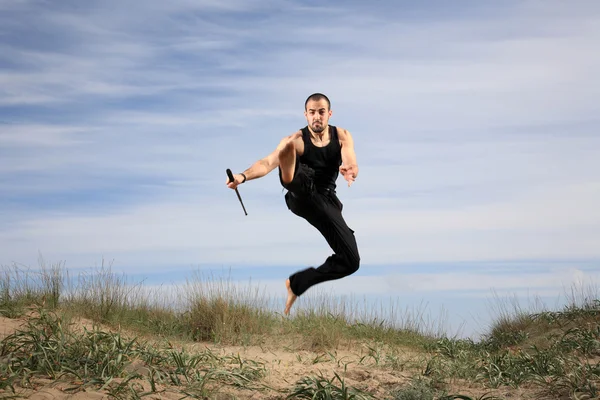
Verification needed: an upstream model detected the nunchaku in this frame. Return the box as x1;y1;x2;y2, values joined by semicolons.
226;168;248;216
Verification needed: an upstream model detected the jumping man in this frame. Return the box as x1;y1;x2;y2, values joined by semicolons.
226;93;361;315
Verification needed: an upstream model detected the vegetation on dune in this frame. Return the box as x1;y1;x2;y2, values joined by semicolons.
1;260;599;399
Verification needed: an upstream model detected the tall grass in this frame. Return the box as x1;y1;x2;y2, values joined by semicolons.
282;290;449;351
421;282;600;399
482;283;600;350
64;260;149;322
181;270;276;343
295;290;450;337
0;261;450;348
0;258;64;317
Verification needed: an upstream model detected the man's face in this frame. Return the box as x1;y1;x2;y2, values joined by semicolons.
304;99;332;133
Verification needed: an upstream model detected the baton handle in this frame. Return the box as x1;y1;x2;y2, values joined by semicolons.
226;168;235;183
226;168;248;216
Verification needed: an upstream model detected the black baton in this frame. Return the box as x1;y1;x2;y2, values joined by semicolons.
226;168;248;216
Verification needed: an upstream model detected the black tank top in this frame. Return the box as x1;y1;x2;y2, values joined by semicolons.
298;125;342;191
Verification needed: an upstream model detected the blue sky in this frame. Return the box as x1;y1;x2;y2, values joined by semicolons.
1;0;600;338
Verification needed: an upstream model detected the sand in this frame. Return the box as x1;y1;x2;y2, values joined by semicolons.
0;313;528;399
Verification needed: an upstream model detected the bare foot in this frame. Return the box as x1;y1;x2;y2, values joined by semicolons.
284;279;297;315
278;141;296;184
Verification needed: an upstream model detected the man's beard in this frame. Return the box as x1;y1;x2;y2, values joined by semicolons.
311;122;325;133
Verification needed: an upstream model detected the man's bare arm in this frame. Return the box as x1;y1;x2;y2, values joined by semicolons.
339;128;359;185
226;131;301;188
242;157;276;181
340;129;358;168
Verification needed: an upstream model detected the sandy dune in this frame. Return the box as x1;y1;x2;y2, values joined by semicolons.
0;313;524;399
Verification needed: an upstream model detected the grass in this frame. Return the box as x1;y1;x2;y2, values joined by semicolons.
420;289;600;399
0;305;270;398
288;372;375;399
1;260;599;399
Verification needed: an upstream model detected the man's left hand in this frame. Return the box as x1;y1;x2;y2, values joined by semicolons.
339;164;358;187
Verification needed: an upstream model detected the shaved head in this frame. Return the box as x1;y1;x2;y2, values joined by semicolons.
304;93;331;110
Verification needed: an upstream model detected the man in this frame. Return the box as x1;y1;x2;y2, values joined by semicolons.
226;93;360;315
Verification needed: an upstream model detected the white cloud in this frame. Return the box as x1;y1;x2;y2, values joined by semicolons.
0;124;92;147
2;176;598;271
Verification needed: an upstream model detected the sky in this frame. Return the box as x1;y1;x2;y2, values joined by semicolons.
1;0;600;338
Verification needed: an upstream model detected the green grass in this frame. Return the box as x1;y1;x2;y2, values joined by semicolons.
1;260;442;349
0;258;64;318
282;295;447;352
288;371;375;399
420;294;600;399
1;260;599;399
389;378;441;400
0;304;271;398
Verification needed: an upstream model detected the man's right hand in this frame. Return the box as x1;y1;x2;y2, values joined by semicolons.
226;174;245;190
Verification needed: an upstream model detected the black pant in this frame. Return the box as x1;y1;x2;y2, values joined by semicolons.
279;161;360;297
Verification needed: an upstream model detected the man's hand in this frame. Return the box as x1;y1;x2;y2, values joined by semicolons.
339;164;358;187
226;173;245;190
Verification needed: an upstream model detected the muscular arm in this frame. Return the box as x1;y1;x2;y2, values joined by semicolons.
338;128;359;185
242;158;275;181
340;129;358;170
238;131;301;182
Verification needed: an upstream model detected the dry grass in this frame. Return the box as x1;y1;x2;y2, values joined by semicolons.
1;260;599;399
